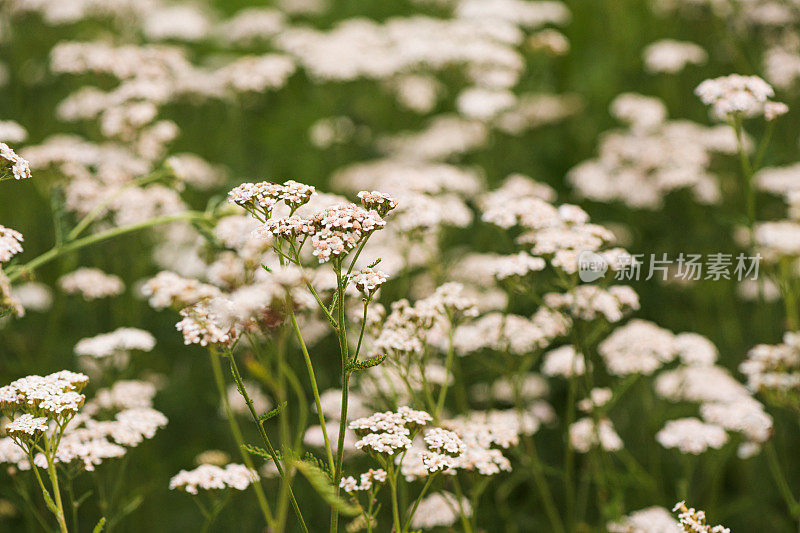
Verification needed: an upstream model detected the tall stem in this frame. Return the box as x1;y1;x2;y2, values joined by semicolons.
227;350;308;532
388;465;402;533
564;373;578;532
402;474;436;532
331;263;351;533
208;351;274;528
290;312;336;471
8;211;210;283
434;325;456;420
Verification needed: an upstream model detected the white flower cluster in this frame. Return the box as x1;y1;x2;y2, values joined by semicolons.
175;299;237;347
453;252;547;284
673;501;730;533
170;463;259;495
598;319;677;376
569;96;739;209
229;179;315;216
141;271;221;310
0;142;32;180
5;414;49;438
357;190;398;216
754;220;800;260
351;407;433;456
32;406;168;471
0;371;89;418
0;121;28;144
569;417;624;453
408;491;471;530
339;468;388;493
542;345;586;378
453;308;570;356
741;331;800;394
545;285;640;324
351;267;389;296
696;74;784;120
656;418;728;455
59;268;124;300
87;380;159;412
74;327;156;359
0;225;23;263
643;40;707;74
247;185;390;264
607;506;679;533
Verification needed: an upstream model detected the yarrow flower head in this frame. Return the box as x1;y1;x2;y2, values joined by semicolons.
339;468;388;493
169;463;259;495
0;142;32;181
351;267;388;297
175;299;238;347
350;406;432;457
673;501;730;533
656;418;728;455
0;225;23;263
0;371;89;416
5;414;49;439
228;179;315;217
695;74;782;120
357;190;398;216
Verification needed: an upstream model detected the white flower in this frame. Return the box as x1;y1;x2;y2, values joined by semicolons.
0;142;32;180
0;225;23;263
656;418;728;455
695;74;777;119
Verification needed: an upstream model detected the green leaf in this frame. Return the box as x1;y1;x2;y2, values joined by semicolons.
242;443;278;461
367;258;382;268
259;401;287;422
347;353;386;373
117;495;144;519
49;186;69;246
302;452;331;479
92;517;106;533
293;460;360;517
75;490;94;507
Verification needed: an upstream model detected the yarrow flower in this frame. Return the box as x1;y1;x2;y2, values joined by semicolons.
169;463;259;495
656;418;728;455
351;267;388;297
357;190;398;216
351;407;432;456
5;414;49;439
0;225;23;263
339;468;388;493
74;328;156;359
175;299;237;347
695;74;782;120
228;179;315;216
0;142;32;181
59;268;124;300
673;501;730;533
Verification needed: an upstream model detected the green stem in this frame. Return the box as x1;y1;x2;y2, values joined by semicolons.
8;210;211;283
564;374;578;532
331;262;352;533
766;442;800;518
781;259;800;331
388;465;403;533
434;325;456;421
290;311;335;472
451;477;474;533
67;170;168;241
402;475;436;532
208;351;274;528
227;350;308;533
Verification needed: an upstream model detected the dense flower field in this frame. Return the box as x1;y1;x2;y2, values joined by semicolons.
2;0;800;531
